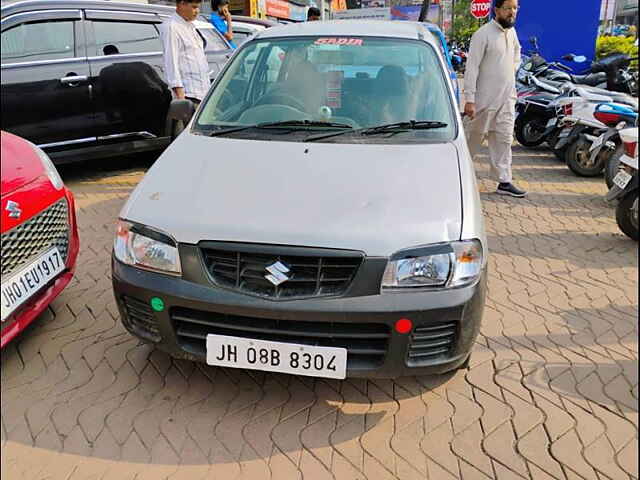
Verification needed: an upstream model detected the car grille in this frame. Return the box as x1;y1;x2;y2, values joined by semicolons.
200;245;363;300
122;296;161;342
407;321;457;364
1;199;69;278
171;307;390;368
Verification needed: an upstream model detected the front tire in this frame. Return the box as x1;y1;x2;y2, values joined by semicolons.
515;114;547;147
605;145;624;189
616;193;639;241
566;137;605;177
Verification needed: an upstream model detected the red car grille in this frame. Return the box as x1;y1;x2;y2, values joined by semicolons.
1;199;69;278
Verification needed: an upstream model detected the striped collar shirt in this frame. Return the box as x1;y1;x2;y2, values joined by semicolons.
160;13;210;100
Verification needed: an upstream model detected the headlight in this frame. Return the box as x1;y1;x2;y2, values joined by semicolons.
113;220;181;275
30;143;63;190
382;240;483;290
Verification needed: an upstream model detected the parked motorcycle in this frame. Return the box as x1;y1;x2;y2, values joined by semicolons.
585;103;638;188
521;38;608;88
552;88;637;175
515;76;568;147
522;38;637;94
605;128;638;240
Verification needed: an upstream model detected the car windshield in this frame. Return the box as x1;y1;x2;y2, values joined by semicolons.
194;36;455;142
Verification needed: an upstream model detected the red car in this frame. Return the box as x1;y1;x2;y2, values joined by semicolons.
1;131;79;347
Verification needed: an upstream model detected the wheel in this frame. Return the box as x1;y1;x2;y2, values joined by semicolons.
605;145;624;190
616;192;639;241
566;137;605;177
515;114;547;147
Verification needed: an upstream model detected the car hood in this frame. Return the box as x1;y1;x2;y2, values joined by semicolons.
1;131;43;196
121;133;463;257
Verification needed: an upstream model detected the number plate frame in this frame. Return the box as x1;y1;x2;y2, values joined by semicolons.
206;334;348;379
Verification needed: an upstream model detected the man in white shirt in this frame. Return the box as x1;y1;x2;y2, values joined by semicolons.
160;0;210;105
463;0;526;198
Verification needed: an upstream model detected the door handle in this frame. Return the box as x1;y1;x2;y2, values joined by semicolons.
60;75;88;86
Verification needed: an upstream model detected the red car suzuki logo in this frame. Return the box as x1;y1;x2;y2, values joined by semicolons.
5;201;22;219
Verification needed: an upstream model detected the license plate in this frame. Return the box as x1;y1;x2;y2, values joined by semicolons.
613;170;633;190
206;334;348;379
1;247;65;322
590;133;605;152
546;117;557;128
558;127;572;138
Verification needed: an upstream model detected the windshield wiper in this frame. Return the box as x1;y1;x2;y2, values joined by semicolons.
305;120;448;142
208;120;353;137
360;120;448;135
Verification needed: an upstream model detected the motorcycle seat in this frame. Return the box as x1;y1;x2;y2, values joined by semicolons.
570;72;607;86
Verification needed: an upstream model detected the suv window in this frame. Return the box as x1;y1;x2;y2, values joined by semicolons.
1;20;75;64
92;21;162;56
198;27;228;51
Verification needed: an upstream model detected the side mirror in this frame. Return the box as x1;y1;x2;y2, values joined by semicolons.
167;99;195;123
165;99;196;139
573;55;587;63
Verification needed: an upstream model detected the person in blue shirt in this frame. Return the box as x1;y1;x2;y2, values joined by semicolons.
210;0;236;48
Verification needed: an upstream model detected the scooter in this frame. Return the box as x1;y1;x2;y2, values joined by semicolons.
605;128;639;240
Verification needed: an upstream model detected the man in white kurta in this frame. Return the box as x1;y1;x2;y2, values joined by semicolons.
464;0;526;197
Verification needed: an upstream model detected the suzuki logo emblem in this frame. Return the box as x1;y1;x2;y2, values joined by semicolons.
5;201;21;219
265;261;290;286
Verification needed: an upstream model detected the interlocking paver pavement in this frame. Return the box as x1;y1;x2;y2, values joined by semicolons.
1;146;638;479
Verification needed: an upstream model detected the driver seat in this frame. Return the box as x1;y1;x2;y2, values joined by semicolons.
374;65;411;123
284;60;326;113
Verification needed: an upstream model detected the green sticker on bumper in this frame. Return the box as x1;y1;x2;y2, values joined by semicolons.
150;297;165;312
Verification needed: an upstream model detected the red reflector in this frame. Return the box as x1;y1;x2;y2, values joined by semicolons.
395;318;413;334
624;141;637;158
563;104;573;116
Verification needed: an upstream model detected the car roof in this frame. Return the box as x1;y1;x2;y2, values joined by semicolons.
255;20;439;46
1;0;175;17
231;15;277;28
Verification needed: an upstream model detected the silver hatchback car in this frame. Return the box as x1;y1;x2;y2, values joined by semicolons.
112;20;487;379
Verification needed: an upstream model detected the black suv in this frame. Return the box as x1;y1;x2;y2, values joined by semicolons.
1;0;232;163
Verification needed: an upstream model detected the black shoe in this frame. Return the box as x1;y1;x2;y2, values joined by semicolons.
496;183;527;198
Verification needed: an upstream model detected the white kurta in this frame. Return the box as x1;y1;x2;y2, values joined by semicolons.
463;20;521;183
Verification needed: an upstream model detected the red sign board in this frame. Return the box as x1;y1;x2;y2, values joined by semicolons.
470;0;491;19
265;0;290;18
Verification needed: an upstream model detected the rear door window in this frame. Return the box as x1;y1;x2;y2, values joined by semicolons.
91;20;162;56
1;20;76;64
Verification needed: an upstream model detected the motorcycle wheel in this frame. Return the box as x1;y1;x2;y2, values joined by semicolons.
515;114;547;147
566;137;605;177
546;128;567;161
616;192;639;241
605;145;624;189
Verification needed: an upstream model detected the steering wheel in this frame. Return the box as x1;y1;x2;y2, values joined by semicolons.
254;92;307;112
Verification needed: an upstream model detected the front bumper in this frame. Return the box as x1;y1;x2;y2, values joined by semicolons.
112;252;487;378
1;188;80;347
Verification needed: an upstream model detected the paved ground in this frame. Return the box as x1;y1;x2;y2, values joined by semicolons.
1;146;638;480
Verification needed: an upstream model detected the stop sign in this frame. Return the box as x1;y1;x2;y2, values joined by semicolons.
470;0;491;19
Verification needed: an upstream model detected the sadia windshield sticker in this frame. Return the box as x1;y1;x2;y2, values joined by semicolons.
314;38;364;46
